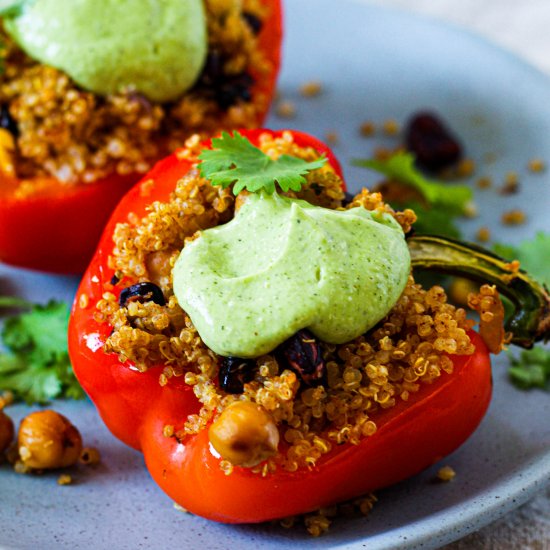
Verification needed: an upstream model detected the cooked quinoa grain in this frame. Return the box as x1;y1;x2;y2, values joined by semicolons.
57;474;73;486
527;158;546;173
97;132;484;477
0;0;272;186
299;81;323;98
436;465;456;482
501;209;526;226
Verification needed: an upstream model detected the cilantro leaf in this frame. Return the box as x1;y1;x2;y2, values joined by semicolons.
508;347;550;390
0;296;31;308
0;299;85;404
0;0;34;17
354;152;472;215
198;131;327;195
402;201;462;239
493;232;550;288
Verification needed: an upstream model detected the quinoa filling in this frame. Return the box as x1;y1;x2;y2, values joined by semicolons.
0;0;272;186
95;131;492;476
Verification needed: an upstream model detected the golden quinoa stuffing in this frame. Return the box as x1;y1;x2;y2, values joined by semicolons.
95;131;488;479
0;0;272;185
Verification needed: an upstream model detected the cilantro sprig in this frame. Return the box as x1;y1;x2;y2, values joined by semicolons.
0;299;85;403
508;347;550;390
493;232;550;288
491;231;550;392
353;151;473;238
0;0;28;17
198;131;327;195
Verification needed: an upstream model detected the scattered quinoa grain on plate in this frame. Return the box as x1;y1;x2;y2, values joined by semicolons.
275;100;297;118
527;158;546;173
299;81;323;97
436;465;456;482
359;121;376;137
501;209;527;226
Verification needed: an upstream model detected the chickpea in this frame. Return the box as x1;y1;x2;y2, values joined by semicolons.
209;401;279;467
18;410;82;470
0;410;14;454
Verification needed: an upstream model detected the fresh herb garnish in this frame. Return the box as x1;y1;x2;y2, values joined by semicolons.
0;0;31;17
0;299;84;404
492;232;550;391
508;347;550;390
353;151;473;237
198;131;327;195
493;232;550;288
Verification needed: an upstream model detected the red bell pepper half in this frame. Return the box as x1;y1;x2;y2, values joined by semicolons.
65;128;550;524
0;0;282;274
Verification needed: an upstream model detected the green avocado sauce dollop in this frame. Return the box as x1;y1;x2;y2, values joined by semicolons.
173;192;411;358
4;0;208;102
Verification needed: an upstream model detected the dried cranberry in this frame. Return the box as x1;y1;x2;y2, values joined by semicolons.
342;191;355;206
214;73;254;110
200;51;224;86
194;49;254;111
405;112;462;171
0;105;18;137
219;357;256;394
242;12;263;35
119;282;166;307
278;329;325;386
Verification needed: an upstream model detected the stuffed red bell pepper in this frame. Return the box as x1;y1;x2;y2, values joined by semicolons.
0;0;282;273
68;128;550;525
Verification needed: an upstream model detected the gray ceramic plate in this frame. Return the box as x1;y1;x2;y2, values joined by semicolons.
1;1;549;549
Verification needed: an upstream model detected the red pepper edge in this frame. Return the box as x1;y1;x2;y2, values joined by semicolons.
68;128;492;524
0;0;283;275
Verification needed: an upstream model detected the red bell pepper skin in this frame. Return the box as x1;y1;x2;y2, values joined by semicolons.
69;128;491;523
0;0;282;275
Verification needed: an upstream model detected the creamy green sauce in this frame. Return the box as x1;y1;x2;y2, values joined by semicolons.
4;0;207;102
173;192;411;358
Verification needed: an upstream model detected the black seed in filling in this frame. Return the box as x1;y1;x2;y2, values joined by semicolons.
278;329;326;387
342;191;355;206
0;104;19;137
119;282;166;307
195;50;255;110
214;72;254;110
219;356;256;394
242;12;263;35
200;51;224;85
